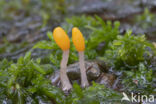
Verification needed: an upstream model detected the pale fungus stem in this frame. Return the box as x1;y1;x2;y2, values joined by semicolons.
60;50;72;91
79;51;89;88
60;50;69;69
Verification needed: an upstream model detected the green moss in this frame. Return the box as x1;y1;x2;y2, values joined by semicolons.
0;52;122;104
122;62;155;95
0;52;64;103
103;30;155;70
65;82;122;104
135;8;156;29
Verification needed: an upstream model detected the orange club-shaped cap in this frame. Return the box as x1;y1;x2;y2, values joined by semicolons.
53;27;70;50
72;27;85;51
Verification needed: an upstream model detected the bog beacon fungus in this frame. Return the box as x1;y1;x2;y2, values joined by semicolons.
72;27;89;88
53;27;72;91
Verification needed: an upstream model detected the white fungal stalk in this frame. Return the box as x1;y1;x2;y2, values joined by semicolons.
60;50;72;91
79;51;89;88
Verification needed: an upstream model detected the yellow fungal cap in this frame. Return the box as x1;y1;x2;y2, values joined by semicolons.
72;27;85;51
53;27;70;50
